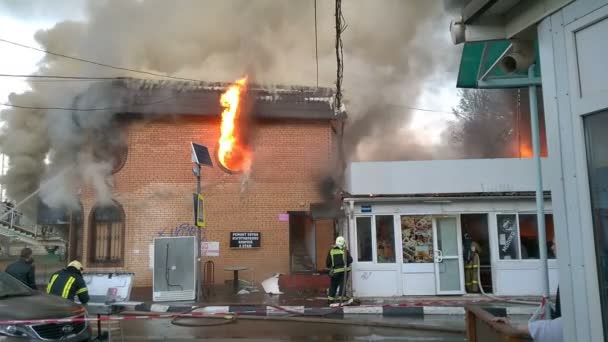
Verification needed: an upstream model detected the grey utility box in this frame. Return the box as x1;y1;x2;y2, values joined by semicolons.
153;236;196;302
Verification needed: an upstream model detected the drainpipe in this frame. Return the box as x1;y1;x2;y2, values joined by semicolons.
529;64;551;319
347;200;354;247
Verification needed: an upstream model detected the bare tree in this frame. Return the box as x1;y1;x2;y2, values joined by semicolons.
447;88;520;158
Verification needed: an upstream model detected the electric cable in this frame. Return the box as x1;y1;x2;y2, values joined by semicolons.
0;73;120;80
1;94;181;112
0;37;204;82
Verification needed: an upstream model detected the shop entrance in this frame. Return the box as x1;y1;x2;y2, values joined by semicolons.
461;214;492;293
434;217;465;294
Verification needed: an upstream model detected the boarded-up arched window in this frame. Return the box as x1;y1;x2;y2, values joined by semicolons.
89;201;125;266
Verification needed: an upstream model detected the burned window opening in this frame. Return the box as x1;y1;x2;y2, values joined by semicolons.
88;201;125;267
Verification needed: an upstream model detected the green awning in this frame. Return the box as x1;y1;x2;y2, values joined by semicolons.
456;40;541;89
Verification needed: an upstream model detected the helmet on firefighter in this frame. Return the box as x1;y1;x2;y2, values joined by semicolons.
335;236;346;249
68;260;84;272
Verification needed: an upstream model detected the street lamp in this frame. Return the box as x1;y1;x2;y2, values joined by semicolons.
191;142;213;302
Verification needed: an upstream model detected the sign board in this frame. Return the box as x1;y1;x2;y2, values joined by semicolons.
361;204;372;213
193;193;206;227
202;241;219;256
278;213;289;222
230;232;261;248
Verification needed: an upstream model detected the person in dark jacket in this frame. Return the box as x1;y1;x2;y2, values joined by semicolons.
326;236;353;303
46;260;89;304
5;247;36;289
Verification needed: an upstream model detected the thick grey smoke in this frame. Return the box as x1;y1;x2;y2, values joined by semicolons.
0;0;458;209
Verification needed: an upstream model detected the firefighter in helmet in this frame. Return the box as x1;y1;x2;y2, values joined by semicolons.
464;234;482;293
46;260;90;304
326;236;353;303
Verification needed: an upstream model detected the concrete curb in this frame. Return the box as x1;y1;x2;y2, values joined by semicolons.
133;303;537;317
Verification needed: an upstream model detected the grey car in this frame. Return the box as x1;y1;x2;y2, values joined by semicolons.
0;272;91;341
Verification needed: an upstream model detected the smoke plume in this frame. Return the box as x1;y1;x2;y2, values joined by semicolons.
0;0;458;209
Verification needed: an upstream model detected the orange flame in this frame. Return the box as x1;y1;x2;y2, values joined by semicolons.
217;77;252;173
519;144;533;158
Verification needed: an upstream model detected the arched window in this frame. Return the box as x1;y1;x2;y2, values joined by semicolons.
88;201;125;266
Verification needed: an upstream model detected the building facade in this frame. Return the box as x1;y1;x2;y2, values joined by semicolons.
342;159;558;297
70;80;340;288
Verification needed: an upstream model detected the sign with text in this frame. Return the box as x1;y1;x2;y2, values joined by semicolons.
230;232;261;249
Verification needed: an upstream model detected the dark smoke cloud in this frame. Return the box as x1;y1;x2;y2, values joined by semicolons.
0;0;459;208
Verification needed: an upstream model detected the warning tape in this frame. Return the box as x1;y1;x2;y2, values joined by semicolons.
0;312;234;326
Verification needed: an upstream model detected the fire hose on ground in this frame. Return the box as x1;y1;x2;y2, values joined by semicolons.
474;254;544;306
170;303;344;327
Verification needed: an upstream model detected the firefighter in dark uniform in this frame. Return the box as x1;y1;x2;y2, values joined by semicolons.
46;260;89;304
326;236;353;303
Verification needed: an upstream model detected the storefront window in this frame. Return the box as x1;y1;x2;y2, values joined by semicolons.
584;111;608;335
497;213;555;260
519;214;556;259
497;214;519;259
356;217;372;262
401;215;433;263
376;215;395;263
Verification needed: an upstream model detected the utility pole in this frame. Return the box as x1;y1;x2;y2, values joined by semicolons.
529;65;551;319
195;164;202;302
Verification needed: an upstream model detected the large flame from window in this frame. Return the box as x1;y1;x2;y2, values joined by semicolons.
217;77;252;173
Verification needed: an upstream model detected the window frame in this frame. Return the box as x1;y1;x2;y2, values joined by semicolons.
495;212;555;261
354;214;399;265
355;216;374;263
88;200;126;267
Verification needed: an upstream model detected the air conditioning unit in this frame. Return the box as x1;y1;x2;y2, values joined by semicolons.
153;236;196;302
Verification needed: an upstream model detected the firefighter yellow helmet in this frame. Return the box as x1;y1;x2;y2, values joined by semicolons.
68;260;84;271
335;236;346;248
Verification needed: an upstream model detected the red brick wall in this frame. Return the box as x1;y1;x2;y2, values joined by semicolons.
81;116;334;287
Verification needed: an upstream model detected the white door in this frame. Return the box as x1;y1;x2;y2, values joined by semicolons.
433;216;465;295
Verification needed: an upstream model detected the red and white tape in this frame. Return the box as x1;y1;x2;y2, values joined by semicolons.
0;312;233;326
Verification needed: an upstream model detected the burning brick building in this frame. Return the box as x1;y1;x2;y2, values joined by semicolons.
60;78;342;288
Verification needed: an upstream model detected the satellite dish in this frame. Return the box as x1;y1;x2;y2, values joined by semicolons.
191;142;213;167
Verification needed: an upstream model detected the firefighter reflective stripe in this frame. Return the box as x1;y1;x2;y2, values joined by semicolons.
76;287;88;295
330;249;343;268
62;277;75;299
46;274;59;294
330;249;351;272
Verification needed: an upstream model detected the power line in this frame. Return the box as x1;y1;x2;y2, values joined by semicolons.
385;103;454;115
0;94;180;112
0;74;120;80
0;38;204;82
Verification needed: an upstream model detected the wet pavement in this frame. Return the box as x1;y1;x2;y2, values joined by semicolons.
110;318;466;341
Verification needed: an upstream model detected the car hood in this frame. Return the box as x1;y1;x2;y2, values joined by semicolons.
0;292;83;321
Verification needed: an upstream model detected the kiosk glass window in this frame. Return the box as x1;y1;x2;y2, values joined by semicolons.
497;214;519;260
356;217;372;262
401;215;433;263
375;215;395;263
497;213;555;260
584;111;608;335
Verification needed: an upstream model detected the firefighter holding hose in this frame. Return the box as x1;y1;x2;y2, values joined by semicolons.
326;236;353;304
464;233;481;293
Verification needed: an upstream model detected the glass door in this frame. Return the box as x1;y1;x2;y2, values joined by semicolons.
433;217;465;294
